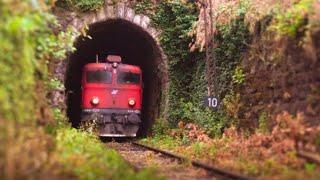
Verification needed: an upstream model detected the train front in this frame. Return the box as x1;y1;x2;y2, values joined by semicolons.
81;55;142;137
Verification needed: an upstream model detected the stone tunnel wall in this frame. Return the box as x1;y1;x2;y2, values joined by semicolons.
51;1;168;135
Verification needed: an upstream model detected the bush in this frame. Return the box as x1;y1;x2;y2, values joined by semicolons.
178;101;229;137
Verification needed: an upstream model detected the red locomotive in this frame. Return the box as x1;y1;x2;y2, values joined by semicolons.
81;55;142;137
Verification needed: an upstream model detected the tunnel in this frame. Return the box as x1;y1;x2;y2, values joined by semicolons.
65;19;166;136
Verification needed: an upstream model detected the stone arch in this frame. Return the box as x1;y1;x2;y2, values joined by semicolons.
55;3;168;136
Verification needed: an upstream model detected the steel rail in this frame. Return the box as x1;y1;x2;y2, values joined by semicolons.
132;142;254;180
297;151;320;165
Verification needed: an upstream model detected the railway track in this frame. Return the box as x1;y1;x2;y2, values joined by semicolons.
131;142;253;180
107;141;212;179
106;140;253;180
297;150;320;165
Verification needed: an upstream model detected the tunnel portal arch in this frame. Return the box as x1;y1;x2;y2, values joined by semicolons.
62;4;168;136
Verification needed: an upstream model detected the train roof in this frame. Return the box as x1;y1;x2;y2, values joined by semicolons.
84;63;141;72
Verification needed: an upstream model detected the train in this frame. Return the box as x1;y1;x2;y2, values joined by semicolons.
81;55;142;137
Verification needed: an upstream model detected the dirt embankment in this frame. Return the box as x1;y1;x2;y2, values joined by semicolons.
239;1;320;129
240;28;320;128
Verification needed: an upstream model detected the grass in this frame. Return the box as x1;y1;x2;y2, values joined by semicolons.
54;127;157;179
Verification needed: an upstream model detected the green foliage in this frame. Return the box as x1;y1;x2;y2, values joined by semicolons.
79;116;99;135
152;1;206;126
304;163;316;172
213;8;250;98
0;1;153;179
141;134;181;150
179;101;229;137
133;0;155;16
191;141;204;157
135;0;251;137
222;91;241;120
56;0;104;12
270;0;313;38
55;128;157;179
152;1;198;66
192;1;250;134
232;66;246;85
149;1;238;137
52;107;69;125
152;118;170;136
37;27;77;60
0;1;67;123
48;78;65;90
258;112;269;134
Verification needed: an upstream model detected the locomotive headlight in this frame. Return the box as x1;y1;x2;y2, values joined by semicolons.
128;99;136;106
91;97;100;105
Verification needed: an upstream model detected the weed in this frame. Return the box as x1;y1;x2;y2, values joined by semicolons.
223;92;241;120
247;163;259;175
181;134;191;145
258;112;269;134
305;163;316;172
208;145;217;157
191;141;204;157
152;118;170;136
232;67;246;85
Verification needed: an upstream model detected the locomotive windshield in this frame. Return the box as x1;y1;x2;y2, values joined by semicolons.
86;70;112;83
117;71;140;84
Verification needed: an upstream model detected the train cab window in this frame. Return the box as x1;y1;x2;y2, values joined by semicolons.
117;71;140;85
86;70;112;83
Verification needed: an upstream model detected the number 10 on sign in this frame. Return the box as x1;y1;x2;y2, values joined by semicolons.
203;96;219;109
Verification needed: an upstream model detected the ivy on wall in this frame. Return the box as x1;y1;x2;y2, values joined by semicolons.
151;1;200;122
150;0;252;136
213;8;250;99
148;1;230;136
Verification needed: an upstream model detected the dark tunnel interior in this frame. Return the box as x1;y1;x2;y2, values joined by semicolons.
65;19;165;136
